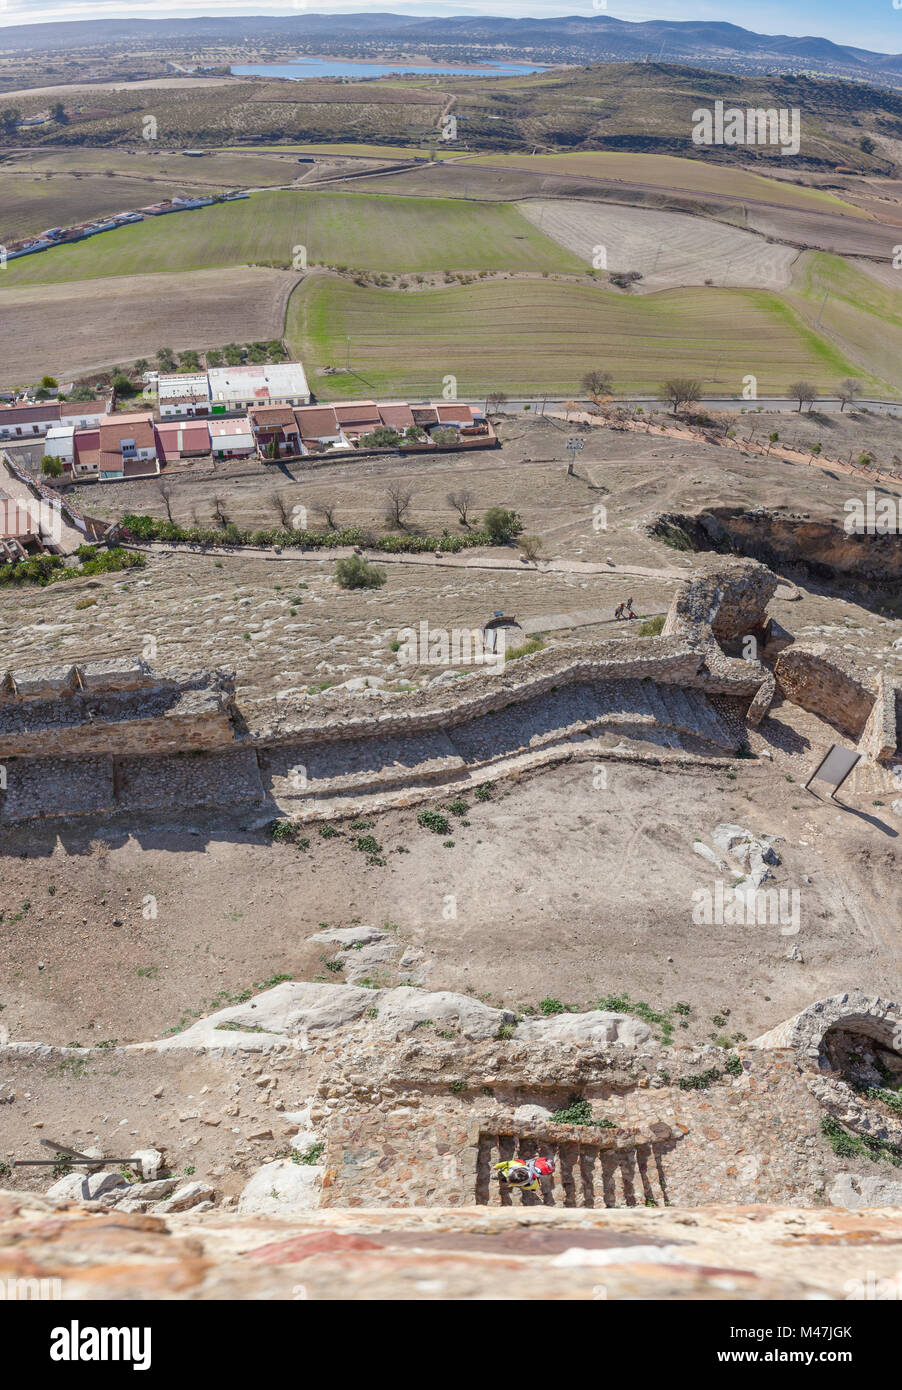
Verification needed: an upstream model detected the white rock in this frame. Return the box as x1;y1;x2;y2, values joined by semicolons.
130;1147;163;1180
140;981;375;1050
237;1159;322;1215
373;988;513;1041
515;1011;653;1047
46;1169;129;1202
156;1181;215;1213
308;926;386;947
829;1173;902;1209
692;842;727;870
513;1104;554;1122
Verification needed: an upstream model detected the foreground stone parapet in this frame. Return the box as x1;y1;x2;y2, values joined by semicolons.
2;1191;901;1299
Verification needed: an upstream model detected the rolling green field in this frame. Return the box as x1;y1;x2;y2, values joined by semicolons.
462;152;869;217
288;274;872;398
786;251;902;396
0;189;583;287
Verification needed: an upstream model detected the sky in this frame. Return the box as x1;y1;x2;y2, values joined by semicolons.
0;1;900;55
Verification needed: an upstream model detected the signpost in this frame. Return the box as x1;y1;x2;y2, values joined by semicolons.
566;436;584;475
804;745;861;800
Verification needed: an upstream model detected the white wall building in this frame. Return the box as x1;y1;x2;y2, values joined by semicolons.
207;362;310;412
156;372;212;417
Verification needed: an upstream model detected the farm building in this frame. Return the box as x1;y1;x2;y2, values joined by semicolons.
333;400;382;440
209;417;255;459
157;373;212;417
72;429;101;480
207;362;310;412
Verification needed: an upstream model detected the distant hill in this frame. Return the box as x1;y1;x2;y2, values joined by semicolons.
2;12;902;86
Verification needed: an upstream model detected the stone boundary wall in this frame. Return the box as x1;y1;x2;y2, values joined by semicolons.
859;672;899;764
0;665;237;758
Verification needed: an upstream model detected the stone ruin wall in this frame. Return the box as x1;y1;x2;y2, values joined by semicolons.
312;1039;862;1210
774;643;876;740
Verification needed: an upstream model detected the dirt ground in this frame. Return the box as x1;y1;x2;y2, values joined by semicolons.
2;415;902;1061
0;266;301;381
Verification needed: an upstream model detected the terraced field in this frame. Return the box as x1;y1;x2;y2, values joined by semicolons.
0;188;582;287
518;199;799;291
289;273;868;398
463;152;870;216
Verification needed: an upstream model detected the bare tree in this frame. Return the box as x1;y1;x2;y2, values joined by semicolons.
157;480;174;522
789;380;818;412
581;369;614;403
661;378;702;414
212;494;231;528
446;488;476;528
384;481;414;530
485;391;508;415
312;500;339;530
838;378;862;413
270;491;291;527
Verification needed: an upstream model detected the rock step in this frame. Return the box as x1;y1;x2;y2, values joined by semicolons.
476;1131;670;1209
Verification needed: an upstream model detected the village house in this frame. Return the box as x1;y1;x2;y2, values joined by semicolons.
43;424;76;467
333;400;382;442
293;404;345;452
97;412;159;481
59;398;109;428
0;401;61;440
153;420;212;465
72;428;101;481
209;417;255;459
248;405;302;457
207;362;310;413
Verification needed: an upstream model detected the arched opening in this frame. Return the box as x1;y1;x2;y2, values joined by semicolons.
819;1016;902;1091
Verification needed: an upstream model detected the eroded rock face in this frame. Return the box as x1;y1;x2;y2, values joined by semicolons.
829;1173;902;1209
515;1012;652;1047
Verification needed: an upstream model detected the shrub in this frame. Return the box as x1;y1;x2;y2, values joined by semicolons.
417;809;449;835
638;614;665;637
334;555;387;590
505;637;545;662
482;507;522;544
540;996;565;1016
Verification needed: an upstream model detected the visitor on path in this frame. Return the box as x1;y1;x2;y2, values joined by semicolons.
490;1156;555;1192
614;603;625;620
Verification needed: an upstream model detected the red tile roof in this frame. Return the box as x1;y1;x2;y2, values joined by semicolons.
249;406;297;428
334;401;380;425
436;403;475;424
98;414;155;450
378;403;415;430
294;406;339;437
59;399;106;418
0;403;61;425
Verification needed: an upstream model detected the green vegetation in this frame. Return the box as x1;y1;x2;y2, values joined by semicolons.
293;1142;325;1165
0;546;145;588
334;555;387;591
505;637;545;662
550;1094;616;1128
119;514;516;556
0;189;582;289
417;809;450;835
291;276;866;398
677;1067;722;1091
821;1115;902;1167
638;614;666;636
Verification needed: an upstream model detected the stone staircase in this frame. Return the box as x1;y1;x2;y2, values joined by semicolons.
475;1129;672;1209
260;680;738;818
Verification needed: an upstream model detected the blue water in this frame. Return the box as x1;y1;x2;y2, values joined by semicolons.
231;59;548;79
